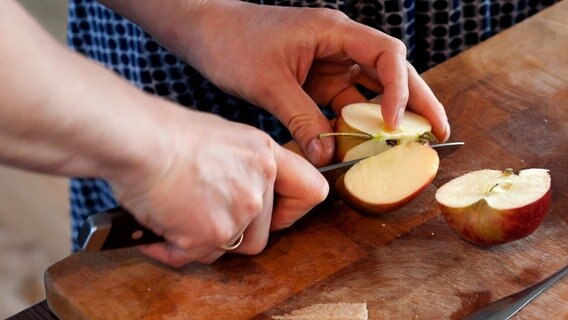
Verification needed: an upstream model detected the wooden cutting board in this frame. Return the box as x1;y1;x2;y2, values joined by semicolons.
45;2;568;319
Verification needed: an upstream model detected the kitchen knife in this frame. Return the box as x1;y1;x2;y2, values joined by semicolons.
318;141;464;185
78;141;464;252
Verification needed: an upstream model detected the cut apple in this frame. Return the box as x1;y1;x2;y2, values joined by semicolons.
332;103;433;162
435;168;552;246
337;141;440;214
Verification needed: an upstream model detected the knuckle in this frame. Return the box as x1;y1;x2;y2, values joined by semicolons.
251;132;277;181
286;113;316;146
389;38;407;57
326;8;348;21
175;239;193;252
257;153;277;182
239;190;264;220
317;7;350;23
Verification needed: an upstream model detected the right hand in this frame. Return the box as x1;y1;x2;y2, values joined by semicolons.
0;0;328;268
109;104;329;267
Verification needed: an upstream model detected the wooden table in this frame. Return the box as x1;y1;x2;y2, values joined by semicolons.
37;1;568;319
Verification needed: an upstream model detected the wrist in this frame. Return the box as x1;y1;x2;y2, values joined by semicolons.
97;0;246;68
102;96;179;203
96;0;213;58
43;50;179;197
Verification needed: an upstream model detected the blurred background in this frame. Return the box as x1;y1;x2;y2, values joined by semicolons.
1;0;70;318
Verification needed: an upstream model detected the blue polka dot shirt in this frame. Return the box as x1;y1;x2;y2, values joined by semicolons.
67;0;558;251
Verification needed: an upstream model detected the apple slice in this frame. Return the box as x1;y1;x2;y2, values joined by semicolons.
435;168;551;246
332;103;433;162
337;141;440;214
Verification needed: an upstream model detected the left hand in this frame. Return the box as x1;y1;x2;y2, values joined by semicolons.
102;0;451;166
179;1;451;166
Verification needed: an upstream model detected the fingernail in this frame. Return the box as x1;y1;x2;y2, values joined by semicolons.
307;138;322;165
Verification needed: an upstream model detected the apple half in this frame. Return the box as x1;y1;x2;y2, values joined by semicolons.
331;102;434;162
336;141;440;214
435;168;552;246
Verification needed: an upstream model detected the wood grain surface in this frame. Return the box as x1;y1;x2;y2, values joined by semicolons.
45;2;568;319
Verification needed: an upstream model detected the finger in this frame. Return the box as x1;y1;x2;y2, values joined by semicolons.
270;145;329;230
261;74;335;167
357;65;385;93
303;63;378;113
336;22;409;130
137;243;198;268
232;184;274;255
330;85;368;114
304;62;363;107
406;63;451;142
304;63;384;113
139;241;232;266
196;250;225;264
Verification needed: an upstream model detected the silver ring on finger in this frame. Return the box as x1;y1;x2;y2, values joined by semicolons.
219;233;244;251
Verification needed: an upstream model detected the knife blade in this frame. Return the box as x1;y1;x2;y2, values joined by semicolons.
78;141;464;252
318;141;464;184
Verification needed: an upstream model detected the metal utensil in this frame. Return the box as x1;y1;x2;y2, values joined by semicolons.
318;141;464;184
463;263;568;320
78;141;464;252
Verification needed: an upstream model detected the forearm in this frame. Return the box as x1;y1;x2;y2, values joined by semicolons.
0;1;172;185
96;0;245;70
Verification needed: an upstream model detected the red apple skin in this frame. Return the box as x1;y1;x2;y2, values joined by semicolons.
336;173;435;215
438;189;551;246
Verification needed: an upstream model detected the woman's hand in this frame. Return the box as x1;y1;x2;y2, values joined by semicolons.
102;0;451;167
110;105;329;267
0;0;328;267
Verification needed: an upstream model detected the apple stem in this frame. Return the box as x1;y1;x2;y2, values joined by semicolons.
318;132;372;140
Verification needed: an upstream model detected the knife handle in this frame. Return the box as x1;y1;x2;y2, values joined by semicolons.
78;206;165;251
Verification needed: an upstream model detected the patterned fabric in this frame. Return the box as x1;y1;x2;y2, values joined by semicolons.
67;0;559;251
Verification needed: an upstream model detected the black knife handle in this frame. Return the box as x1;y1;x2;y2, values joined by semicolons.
78;206;165;251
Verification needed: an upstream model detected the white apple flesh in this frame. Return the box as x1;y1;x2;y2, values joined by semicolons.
333;103;433;162
435;168;551;246
337;141;440;214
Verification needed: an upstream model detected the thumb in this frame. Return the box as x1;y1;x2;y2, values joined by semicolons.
271;145;329;230
261;81;334;167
